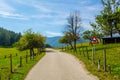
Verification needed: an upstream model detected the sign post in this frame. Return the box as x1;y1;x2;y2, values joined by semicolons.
90;36;99;51
90;36;99;65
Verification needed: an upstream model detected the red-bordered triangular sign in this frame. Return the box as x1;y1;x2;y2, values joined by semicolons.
90;36;99;44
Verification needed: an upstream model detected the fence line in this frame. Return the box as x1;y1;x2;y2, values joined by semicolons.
0;50;44;80
63;46;117;74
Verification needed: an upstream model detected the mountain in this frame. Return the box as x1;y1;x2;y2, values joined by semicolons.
46;36;89;48
46;36;63;48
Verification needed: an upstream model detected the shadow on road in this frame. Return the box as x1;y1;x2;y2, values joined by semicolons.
46;50;55;53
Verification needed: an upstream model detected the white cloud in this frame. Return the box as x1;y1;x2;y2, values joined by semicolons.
85;5;101;11
0;0;28;20
45;31;63;37
13;0;52;13
79;0;91;4
47;20;67;26
33;4;51;12
31;14;53;19
0;11;28;20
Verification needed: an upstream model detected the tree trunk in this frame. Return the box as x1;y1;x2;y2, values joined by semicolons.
69;43;73;49
30;49;32;57
109;22;113;38
30;48;34;60
30;49;32;60
32;48;34;59
74;40;77;51
110;32;113;38
37;48;40;54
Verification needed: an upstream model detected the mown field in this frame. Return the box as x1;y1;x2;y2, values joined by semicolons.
64;43;120;80
0;47;45;80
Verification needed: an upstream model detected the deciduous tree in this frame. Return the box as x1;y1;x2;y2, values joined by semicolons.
16;29;45;59
65;11;81;51
94;0;120;37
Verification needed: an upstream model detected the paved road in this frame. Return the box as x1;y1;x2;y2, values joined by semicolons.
25;48;99;80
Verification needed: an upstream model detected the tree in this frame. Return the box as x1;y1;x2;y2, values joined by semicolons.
95;0;120;37
90;23;104;41
83;30;93;40
65;11;81;51
83;22;104;42
59;32;74;49
113;8;120;34
0;27;21;46
16;29;45;59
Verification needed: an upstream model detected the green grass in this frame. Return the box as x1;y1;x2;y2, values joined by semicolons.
0;48;45;80
64;43;120;80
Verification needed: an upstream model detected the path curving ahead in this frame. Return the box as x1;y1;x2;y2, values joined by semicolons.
25;48;99;80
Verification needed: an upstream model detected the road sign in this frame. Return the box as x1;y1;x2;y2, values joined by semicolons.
90;36;99;44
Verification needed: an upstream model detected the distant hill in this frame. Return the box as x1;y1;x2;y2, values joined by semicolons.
46;36;63;48
46;36;89;48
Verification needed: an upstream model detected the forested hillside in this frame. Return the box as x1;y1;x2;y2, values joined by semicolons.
0;27;21;46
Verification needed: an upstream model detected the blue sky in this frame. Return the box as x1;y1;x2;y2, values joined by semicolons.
0;0;102;37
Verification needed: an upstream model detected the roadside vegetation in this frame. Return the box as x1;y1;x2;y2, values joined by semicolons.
59;0;120;79
62;42;120;80
0;48;45;80
0;29;46;80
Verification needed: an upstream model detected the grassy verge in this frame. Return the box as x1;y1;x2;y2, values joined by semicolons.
63;43;120;80
0;48;45;80
9;52;45;80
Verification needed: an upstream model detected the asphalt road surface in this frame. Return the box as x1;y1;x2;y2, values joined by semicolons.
25;48;99;80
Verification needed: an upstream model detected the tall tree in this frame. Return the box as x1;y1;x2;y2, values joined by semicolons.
90;23;104;41
113;7;120;34
95;0;120;37
65;11;81;51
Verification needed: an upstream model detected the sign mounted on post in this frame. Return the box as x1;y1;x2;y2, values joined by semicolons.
90;36;99;44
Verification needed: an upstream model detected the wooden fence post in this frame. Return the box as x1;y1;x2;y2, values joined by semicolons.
26;55;28;63
30;55;31;60
92;48;94;65
10;54;13;73
98;59;100;71
103;49;107;71
86;46;89;60
79;47;81;55
4;55;6;58
75;48;77;53
82;47;85;57
16;53;18;56
108;64;111;74
20;56;22;67
0;74;1;80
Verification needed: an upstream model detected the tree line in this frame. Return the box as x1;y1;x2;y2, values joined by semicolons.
59;0;120;50
0;27;45;58
0;27;21;46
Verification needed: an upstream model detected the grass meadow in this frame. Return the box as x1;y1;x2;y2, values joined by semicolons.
0;47;45;80
64;43;120;80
